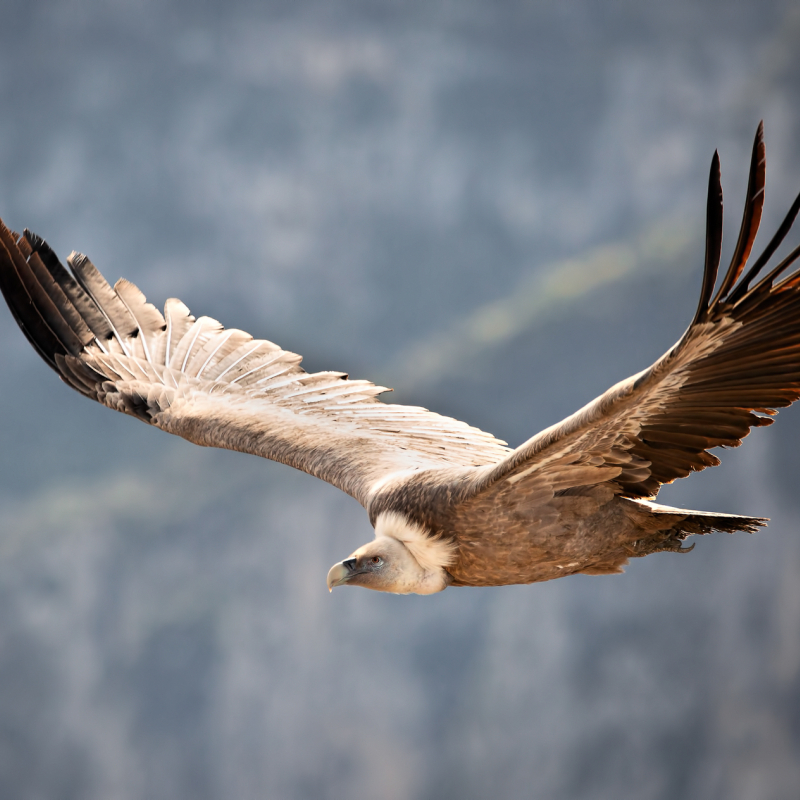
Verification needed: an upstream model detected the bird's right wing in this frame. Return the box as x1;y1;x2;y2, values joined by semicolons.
0;223;511;507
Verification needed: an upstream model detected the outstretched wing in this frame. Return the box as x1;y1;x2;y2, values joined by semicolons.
0;224;510;507
464;122;800;506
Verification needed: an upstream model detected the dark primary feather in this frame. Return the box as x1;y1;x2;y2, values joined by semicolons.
693;149;723;325
711;120;765;303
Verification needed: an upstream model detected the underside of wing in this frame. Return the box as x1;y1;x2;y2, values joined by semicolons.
0;224;511;506
466;122;800;504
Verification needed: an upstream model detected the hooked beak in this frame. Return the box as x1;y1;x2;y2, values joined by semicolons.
326;557;358;591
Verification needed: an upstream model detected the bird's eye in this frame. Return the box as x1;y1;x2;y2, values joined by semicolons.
371;556;382;565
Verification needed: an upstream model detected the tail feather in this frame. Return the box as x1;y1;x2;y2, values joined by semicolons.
626;497;767;538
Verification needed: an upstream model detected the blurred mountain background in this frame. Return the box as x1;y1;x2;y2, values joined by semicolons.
1;1;800;798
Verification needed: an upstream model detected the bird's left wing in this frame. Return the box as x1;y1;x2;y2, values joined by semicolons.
0;221;510;507
462;122;800;505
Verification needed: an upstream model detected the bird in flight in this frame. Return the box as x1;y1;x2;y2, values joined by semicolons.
2;123;799;595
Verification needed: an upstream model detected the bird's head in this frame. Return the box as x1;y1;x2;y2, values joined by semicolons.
326;536;449;595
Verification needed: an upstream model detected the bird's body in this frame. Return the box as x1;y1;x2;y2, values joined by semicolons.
2;123;799;594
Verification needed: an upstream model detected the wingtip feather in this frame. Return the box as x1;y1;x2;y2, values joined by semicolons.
693;149;723;324
711;122;766;304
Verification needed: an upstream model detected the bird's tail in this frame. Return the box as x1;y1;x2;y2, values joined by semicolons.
622;497;767;557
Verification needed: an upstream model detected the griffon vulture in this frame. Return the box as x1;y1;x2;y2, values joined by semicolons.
2;123;800;595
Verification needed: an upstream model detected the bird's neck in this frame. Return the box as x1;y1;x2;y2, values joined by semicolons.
374;511;456;594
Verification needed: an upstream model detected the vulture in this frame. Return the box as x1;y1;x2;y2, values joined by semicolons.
2;123;800;595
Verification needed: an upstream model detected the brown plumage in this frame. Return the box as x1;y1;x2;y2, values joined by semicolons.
2;123;800;594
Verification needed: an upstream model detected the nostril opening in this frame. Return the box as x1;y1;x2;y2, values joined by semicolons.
343;558;357;571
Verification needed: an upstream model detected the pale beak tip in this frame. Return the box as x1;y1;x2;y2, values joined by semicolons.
326;560;352;591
